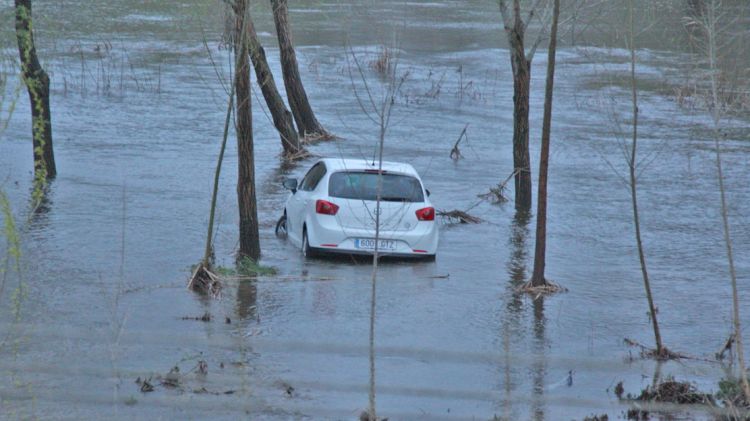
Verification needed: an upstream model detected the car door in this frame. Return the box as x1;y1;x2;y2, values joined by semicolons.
287;162;326;245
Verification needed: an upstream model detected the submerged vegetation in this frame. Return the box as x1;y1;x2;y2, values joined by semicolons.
215;256;276;277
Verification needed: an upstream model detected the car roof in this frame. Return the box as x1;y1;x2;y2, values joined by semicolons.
319;158;419;176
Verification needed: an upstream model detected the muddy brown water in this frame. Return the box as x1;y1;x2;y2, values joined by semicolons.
1;1;749;419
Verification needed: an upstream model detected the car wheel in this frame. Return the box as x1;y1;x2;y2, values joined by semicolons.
275;214;287;238
302;227;316;258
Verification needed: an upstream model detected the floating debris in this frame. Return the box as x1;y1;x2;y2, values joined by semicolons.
136;377;154;393
197;360;208;376
188;263;221;296
161;366;181;388
437;209;482;224
614;381;625;399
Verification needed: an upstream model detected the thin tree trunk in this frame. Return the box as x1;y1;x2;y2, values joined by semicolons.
530;0;560;287
244;11;303;158
627;0;663;355
705;0;750;402
506;0;532;211
15;0;55;180
234;0;260;262
203;91;234;267
270;0;329;139
367;116;385;421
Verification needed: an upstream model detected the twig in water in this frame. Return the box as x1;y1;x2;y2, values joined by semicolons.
479;170;517;203
623;338;700;361
716;333;735;361
450;123;469;160
437;209;482;224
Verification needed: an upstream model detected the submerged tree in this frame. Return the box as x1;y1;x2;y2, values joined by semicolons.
270;0;330;139
528;0;560;289
498;0;548;211
188;83;235;295
345;44;407;421
244;9;304;158
625;0;665;357
234;0;260;261
15;0;56;180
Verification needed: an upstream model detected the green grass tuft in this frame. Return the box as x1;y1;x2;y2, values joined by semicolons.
215;257;277;277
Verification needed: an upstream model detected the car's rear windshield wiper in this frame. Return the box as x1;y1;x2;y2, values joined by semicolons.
380;196;410;202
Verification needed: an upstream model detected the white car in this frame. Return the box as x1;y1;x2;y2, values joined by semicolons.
277;158;438;260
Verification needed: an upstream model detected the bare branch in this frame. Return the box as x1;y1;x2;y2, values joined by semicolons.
350;45;382;118
344;46;380;125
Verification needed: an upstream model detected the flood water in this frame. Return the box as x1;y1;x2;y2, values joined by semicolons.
1;1;749;420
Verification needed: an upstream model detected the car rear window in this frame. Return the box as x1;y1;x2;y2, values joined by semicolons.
328;171;425;202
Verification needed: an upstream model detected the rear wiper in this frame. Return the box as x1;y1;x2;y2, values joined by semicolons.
380;196;409;202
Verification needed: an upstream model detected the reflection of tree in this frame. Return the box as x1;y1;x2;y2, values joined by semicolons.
312;281;336;317
27;184;52;231
233;279;257;400
531;295;546;421
236;279;258;322
506;209;530;314
499;209;531;418
651;360;663;389
500;209;547;420
501;321;514;420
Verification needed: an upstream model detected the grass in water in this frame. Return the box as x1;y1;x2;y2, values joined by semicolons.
214;257;277;277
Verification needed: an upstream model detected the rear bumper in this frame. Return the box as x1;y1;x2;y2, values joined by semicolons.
305;214;439;256
311;247;435;260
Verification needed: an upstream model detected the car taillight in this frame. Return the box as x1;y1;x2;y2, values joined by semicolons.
415;206;435;221
315;199;339;215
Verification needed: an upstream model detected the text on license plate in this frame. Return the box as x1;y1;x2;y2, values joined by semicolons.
355;238;396;251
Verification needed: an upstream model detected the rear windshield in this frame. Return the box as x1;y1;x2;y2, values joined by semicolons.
328;171;425;202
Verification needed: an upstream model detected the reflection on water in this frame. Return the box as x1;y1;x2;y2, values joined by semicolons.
236;279;257;322
499;209;551;420
532;295;547;421
506;208;548;421
506;209;531;317
27;184;53;233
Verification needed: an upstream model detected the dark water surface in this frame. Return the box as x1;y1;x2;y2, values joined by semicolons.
1;1;749;419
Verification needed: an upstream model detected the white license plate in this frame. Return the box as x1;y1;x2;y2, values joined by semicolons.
355;238;396;251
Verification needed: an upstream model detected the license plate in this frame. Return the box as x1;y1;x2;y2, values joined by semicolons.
355;238;396;251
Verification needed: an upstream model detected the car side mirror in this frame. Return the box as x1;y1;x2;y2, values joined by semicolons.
283;177;298;193
425;189;431;197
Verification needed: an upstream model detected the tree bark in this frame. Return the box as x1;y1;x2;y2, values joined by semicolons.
504;0;532;211
530;0;560;287
234;0;260;262
270;0;329;139
15;0;56;180
244;11;303;158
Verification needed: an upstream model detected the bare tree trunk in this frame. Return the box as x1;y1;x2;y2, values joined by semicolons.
504;0;532;211
203;91;234;268
234;0;260;262
367;115;385;421
244;11;303;158
270;0;329;139
15;0;56;180
530;0;560;287
627;0;663;356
